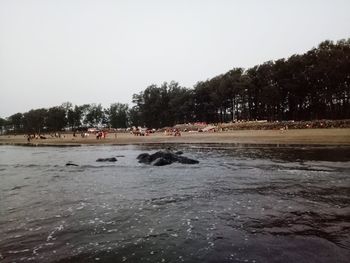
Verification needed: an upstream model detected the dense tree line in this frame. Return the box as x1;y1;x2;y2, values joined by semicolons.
131;39;350;127
1;103;129;134
1;39;349;133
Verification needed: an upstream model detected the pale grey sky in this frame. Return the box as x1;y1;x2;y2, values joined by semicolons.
0;0;349;117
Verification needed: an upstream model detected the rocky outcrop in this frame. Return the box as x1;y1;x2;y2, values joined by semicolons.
137;150;199;166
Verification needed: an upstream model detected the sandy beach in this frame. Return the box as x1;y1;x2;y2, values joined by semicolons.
1;128;350;146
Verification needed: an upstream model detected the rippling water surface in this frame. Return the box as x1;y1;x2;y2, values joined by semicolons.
0;144;349;263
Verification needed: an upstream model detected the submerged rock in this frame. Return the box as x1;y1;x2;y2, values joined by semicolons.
66;162;78;166
137;150;199;166
96;157;117;162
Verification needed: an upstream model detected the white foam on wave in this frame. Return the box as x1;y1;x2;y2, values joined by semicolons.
47;224;64;241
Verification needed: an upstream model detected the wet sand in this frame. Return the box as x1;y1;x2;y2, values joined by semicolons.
1;128;350;146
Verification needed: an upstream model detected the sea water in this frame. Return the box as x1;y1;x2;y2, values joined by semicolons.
0;144;349;262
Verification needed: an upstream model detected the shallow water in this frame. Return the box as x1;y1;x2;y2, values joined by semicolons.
0;144;349;263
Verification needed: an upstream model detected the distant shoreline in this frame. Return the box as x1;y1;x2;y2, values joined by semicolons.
1;128;350;146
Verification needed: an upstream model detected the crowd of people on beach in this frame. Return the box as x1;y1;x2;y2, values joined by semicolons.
24;130;109;142
26;133;56;142
164;128;181;136
14;119;350;144
95;131;107;139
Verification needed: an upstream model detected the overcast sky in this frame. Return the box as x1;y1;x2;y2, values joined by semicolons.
0;0;349;117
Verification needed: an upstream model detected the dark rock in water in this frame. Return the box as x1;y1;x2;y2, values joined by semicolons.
115;155;125;157
175;151;183;155
137;153;149;159
137;153;151;164
152;157;172;166
137;150;199;166
66;162;78;166
96;157;117;162
149;151;174;162
177;155;199;164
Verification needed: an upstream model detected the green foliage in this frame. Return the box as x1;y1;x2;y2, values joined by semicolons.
131;82;194;128
84;104;104;127
0;117;5;125
128;105;142;127
0;117;8;130
7;113;23;133
46;106;67;131
23;109;47;133
183;39;350;122
67;105;84;129
105;103;129;128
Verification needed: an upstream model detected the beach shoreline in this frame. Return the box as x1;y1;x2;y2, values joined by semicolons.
1;128;350;146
